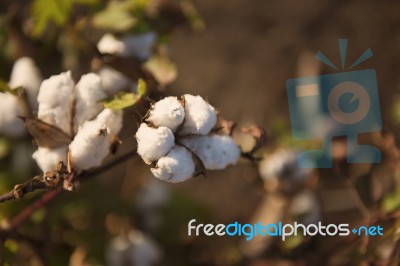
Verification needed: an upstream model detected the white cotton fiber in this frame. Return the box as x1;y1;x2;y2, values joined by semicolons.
97;34;125;55
98;66;134;95
0;93;25;137
37;71;74;134
146;96;185;132
179;94;217;136
151;145;195;183
95;108;123;135
32;145;68;173
180;135;240;170
136;123;174;164
69;120;111;170
9;57;42;110
73;73;107;133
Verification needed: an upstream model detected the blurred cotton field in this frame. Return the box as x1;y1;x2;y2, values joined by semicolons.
0;0;400;266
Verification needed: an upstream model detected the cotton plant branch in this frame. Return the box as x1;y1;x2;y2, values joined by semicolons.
0;150;137;205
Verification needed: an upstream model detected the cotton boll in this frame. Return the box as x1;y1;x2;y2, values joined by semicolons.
179;94;217;136
151;146;195;183
69;121;111;170
0;93;25;137
146;96;184;132
37;71;74;134
120;32;157;60
128;230;162;266
9;57;42;110
180;135;240;170
97;34;125;55
98;67;134;95
136;123;174;164
95;108;123;134
73;73;107;133
32;146;68;173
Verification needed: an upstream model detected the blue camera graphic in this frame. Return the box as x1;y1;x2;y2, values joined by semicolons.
286;40;382;168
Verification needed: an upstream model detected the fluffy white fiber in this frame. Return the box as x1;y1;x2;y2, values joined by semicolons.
136;123;175;164
151;145;195;183
146;96;185;132
179;94;217;136
9;57;42;110
37;71;74;134
73;73;107;133
98;66;134;95
0;93;26;137
180;135;240;170
69;120;111;170
32;146;68;173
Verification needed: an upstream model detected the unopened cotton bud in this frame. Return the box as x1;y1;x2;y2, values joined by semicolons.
146;96;185;132
69;121;111;170
32;146;68;173
9;57;42;110
0;93;25;137
181;135;240;170
151;146;195;183
95;108;123;134
179;94;217;135
136;123;174;164
98;67;134;95
73;73;107;133
37;71;74;134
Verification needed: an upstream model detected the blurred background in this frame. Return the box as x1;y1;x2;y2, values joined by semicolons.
0;0;400;265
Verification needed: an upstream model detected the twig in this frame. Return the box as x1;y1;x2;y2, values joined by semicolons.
0;150;137;230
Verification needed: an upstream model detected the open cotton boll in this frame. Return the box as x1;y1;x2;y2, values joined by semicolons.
95;108;123;134
98;67;134;95
97;34;125;55
0;93;25;137
73;73;107;133
69;121;111;170
120;32;157;60
32;146;68;173
180;135;240;170
151;146;195;183
37;71;74;134
179;94;217;136
9;57;42;110
136;123;174;164
146;96;185;132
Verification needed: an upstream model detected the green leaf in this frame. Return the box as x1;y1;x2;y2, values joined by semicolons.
32;0;73;37
92;1;136;32
144;54;178;86
137;78;147;96
101;80;146;110
0;80;23;96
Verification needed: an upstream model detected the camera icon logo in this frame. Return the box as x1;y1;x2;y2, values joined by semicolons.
286;39;382;168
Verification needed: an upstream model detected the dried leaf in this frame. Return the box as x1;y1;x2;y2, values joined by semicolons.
92;1;136;32
22;117;72;148
144;54;178;86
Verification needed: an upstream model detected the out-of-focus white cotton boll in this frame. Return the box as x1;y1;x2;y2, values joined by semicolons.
136;123;174;164
258;149;311;182
120;32;157;60
0;93;25;137
146;96;184;132
97;34;125;55
128;230;162;266
151;146;195;183
95;108;123;135
69;121;111;170
73;73;107;133
9;57;42;110
97;33;157;60
32;146;68;173
179;94;217;136
37;71;74;134
98;67;134;95
181;135;240;170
